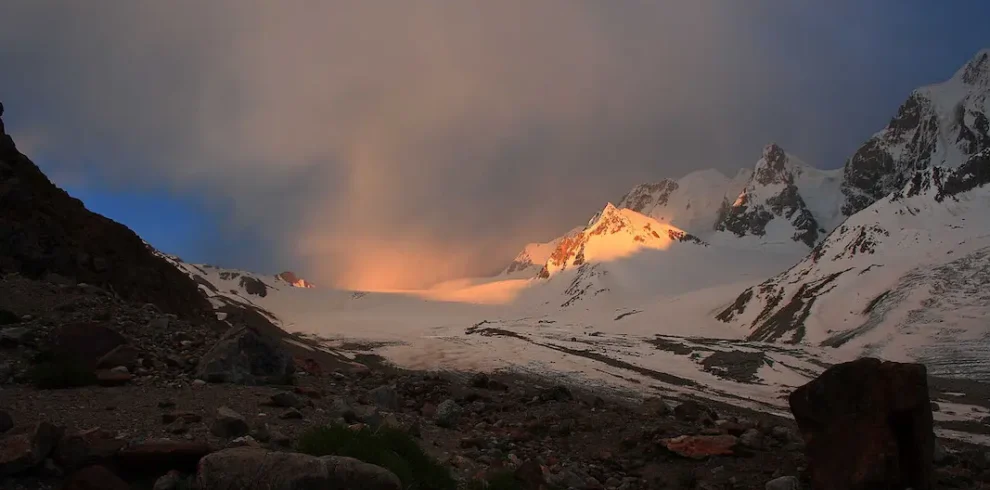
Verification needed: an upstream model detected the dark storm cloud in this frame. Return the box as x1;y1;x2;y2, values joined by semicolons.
0;1;986;288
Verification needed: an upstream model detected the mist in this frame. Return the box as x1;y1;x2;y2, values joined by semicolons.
1;1;986;288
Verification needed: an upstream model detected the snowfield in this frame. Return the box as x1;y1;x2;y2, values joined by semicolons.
151;50;990;443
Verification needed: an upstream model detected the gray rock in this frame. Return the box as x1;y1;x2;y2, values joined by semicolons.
196;326;294;385
148;317;170;330
228;436;260;448
434;399;462;428
355;406;383;429
933;438;950;465
770;426;796;442
270;392;306;409
739;428;763;449
279;409;303;420
0;361;13;383
196;447;401;490
166;420;188;435
765;476;799;490
211;407;249;439
0;327;31;346
930;402;941;412
369;385;401;410
153;470;183;490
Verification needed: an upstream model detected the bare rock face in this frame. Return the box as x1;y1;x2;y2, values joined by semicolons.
196;447;401;490
715;144;821;247
840;50;990;216
0;106;210;318
789;357;934;490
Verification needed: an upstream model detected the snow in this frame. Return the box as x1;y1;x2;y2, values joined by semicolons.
147;51;990;441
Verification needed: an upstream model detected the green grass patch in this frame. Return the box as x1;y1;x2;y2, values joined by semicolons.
297;424;455;490
28;354;97;389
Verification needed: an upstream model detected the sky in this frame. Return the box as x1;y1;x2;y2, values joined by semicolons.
1;1;988;289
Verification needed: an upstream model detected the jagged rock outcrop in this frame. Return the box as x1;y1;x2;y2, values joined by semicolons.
0;105;210;318
841;49;990;216
715;144;827;248
536;203;706;280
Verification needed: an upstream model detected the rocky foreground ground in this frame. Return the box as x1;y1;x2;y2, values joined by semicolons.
2;275;990;490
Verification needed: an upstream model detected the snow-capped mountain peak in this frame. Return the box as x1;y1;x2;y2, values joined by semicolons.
277;271;316;288
753;143;792;186
841;50;990;217
955;48;990;87
714;144;839;248
537;203;706;279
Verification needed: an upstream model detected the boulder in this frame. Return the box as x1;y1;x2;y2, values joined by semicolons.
50;322;126;368
293;386;322;399
673;399;716;423
195;326;294;385
434;399;462;428
153;470;183;490
0;421;62;475
0;326;32;347
0;410;12;434
161;412;202;425
117;440;214;475
211;407;249;438
54;427;125;471
789;357;933;490
661;435;738;459
279;409;303;420
196;447;401;490
63;465;131;490
269;391;306;409
97;345;141;370
765;476;799;490
644;397;671;417
368;385;401;410
95;370;132;387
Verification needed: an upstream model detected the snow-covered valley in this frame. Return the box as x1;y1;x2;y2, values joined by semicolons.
151;50;990;443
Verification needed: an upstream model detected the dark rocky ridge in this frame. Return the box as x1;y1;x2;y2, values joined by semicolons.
715;144;821;247
0;106;210;319
841;49;990;216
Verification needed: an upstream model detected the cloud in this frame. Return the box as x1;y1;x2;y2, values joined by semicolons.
1;1;985;288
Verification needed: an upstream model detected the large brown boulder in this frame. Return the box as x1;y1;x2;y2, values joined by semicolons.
196;447;400;490
54;428;126;472
788;357;933;490
63;465;131;490
0;421;62;476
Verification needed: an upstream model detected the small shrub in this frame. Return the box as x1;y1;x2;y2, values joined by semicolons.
297;424;455;490
29;355;96;389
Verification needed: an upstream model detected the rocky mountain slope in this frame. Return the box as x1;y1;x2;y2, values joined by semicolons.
716;149;990;375
841;49;990;216
0;105;209;318
504;144;841;286
499;227;584;277
713;144;842;248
